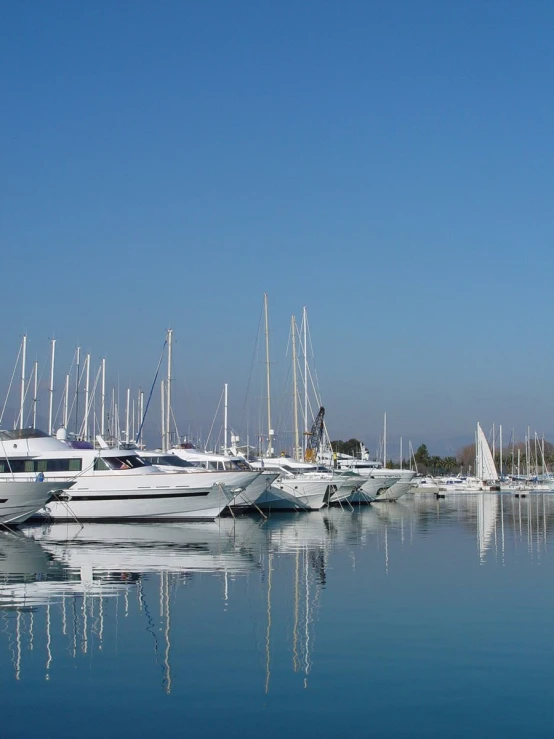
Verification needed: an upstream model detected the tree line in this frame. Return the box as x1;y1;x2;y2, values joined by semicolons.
331;438;554;475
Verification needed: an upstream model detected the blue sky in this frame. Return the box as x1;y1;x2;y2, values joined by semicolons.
1;1;553;455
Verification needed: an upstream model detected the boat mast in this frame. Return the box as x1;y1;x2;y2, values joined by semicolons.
498;424;502;477
101;358;106;437
224;383;228;454
138;389;144;447
264;294;272;456
48;338;56;435
63;373;69;429
527;426;531;478
161;380;166;451
84;353;90;441
474;422;481;477
110;387;116;440
166;329;173;451
303;307;307;458
125;387;131;444
383;412;387;468
32;360;38;428
19;334;27;430
74;346;81;435
291;315;300;460
400;436;403;470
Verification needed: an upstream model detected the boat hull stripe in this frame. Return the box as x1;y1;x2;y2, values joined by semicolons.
61;491;211;502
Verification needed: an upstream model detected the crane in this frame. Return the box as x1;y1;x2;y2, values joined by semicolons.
304;406;325;463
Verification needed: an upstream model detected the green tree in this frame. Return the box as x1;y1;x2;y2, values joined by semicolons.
331;438;363;456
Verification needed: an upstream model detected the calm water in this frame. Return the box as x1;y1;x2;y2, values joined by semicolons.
2;493;554;738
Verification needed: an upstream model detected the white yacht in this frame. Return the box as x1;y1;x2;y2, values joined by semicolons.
335;457;413;501
169;446;282;510
0;429;261;520
250;456;338;511
0;479;74;525
410;476;440;494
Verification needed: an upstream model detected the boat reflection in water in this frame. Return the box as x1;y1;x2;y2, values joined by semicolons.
2;495;554;694
0;521;263;689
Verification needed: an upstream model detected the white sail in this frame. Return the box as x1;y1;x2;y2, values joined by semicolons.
476;423;498;481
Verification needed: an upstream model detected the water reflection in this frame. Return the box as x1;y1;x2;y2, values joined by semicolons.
1;493;554;695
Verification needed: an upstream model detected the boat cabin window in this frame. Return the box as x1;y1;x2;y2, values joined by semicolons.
145;455;197;468
0;458;83;473
0;428;51;441
224;460;241;471
233;459;252;471
202;459;252;471
100;455;147;470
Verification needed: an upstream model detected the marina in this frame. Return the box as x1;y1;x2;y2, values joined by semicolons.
3;2;553;735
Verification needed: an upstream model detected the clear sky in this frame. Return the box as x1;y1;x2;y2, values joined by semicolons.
1;1;553;455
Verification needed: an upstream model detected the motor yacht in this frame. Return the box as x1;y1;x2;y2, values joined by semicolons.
0;478;74;525
335;458;413;501
169;445;283;510
250;456;340;511
0;429;261;520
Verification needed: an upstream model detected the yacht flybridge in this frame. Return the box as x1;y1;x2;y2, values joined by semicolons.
0;429;261;520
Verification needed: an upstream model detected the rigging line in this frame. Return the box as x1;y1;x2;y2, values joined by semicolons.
20;371;35;428
306;318;323;406
24;348;49;428
78;364;102;440
53;368;74;433
64;352;80;431
135;339;168;444
205;387;224;452
238;298;265;439
170;404;180;446
0;341;23;427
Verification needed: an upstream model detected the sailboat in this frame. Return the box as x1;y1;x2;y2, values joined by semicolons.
250;297;332;511
438;423;500;493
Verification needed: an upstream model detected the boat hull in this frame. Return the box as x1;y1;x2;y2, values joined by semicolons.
37;482;233;521
257;478;330;511
0;480;72;525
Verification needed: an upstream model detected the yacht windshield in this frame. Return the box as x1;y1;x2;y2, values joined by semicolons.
0;428;51;441
146;455;198;468
204;459;252;471
102;455;147;470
